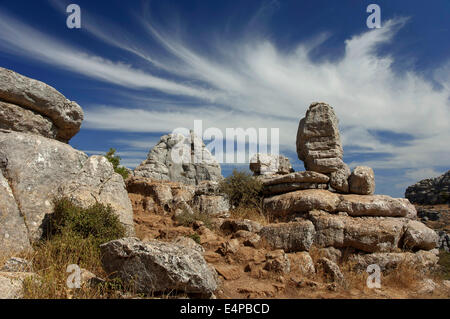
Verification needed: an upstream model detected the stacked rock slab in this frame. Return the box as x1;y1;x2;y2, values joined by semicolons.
134;132;222;185
296;102;351;193
258;101;439;272
0;67;83;142
0;69;135;253
249;153;294;176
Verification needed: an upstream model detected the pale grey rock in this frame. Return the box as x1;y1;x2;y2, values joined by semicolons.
329;163;350;193
1;257;32;272
348;250;439;273
417;278;436;294
258;171;330;186
134;132;222;185
262;182;328;196
58;156;135;235
402;220;439;251
309;210;406;253
0;170;31;253
296;102;345;174
259;220;315;252
192;194;230;216
317;257;344;284
249;153;293;176
287;252;315;277
264;189;417;219
0;131;134;242
0;67;83;142
0;272;36;299
100;237;218;297
349;166;375;195
0;101;59;140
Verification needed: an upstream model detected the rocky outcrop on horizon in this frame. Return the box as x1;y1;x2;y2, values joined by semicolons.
134;132;223;185
405;170;450;205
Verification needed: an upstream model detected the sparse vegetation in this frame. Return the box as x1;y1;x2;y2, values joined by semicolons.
105;148;129;180
188;233;201;245
174;210;213;229
22;198;127;298
438;250;450;280
219;169;263;210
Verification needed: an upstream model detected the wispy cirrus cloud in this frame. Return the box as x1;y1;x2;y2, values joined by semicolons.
0;2;448;197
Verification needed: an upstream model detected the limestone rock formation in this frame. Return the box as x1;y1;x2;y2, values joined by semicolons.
259;220;315;252
349;166;375;195
100;237;218;297
405;170;449;205
249;153;294;176
257;171;329;195
0;272;36;299
296;102;351;193
126;176;229;216
0;130;135;242
0;67;83;142
264;189;417;219
134;132;222;185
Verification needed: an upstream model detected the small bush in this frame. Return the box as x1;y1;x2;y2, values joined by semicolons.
219;169;263;210
188;233;201;245
23;198;128;299
438;250;450;280
105;148;129;180
47;197;126;247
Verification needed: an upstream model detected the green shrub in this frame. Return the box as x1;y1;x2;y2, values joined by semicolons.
219;169;263;209
188;233;201;245
47;197;126;248
105;148;129;180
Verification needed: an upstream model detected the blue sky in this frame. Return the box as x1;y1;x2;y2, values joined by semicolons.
0;0;449;197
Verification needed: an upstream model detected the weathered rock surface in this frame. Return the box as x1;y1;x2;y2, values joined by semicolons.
349;166;375;195
0;101;59;140
405;170;449;205
296;102;345;174
264;189;417;219
0;272;35;299
126;176;229;216
288;252;315;277
309;210;406;253
402;220;439;251
329;163;351;193
220;219;263;234
0;170;31;253
348;250;439;272
0;67;83;142
317;257;344;284
134;132;222;185
259;220;315;252
0;131;134;242
262;182;328;196
264;250;291;273
259;171;330;186
1;257;32;272
250;153;294;176
100;237;218;297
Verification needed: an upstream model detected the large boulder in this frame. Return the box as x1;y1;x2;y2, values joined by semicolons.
134;132;222;185
0;67;83;142
296;102;346;174
259;220;315;252
349;166;375;195
309;210;405;253
100;237;218;297
0;130;134;242
402;220;439;251
263;189;417;219
249;153;293;176
405;170;449;205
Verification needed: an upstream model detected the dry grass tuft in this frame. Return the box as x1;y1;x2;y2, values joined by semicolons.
228;206;271;225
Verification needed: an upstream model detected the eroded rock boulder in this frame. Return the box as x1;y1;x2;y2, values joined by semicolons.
0;67;83;142
405;170;449;205
259;220;315;252
349;166;375;195
100;237;218;297
0;131;134;242
134;132;222;185
250;153;294;176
